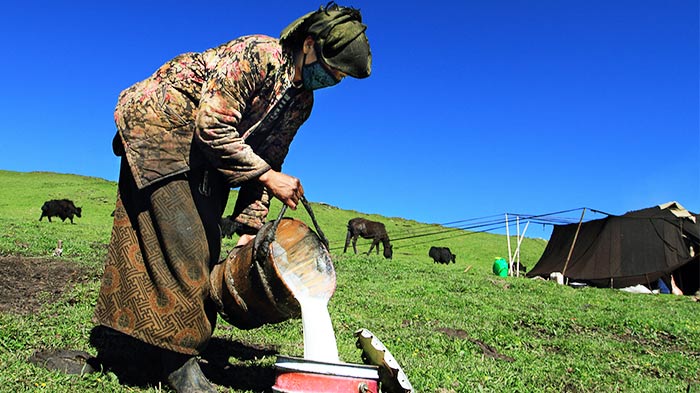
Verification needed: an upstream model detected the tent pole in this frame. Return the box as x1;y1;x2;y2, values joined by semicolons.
514;216;521;276
644;274;652;292
562;208;587;282
513;221;530;277
506;213;513;275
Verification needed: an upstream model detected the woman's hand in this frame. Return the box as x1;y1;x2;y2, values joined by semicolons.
258;169;304;210
236;234;256;247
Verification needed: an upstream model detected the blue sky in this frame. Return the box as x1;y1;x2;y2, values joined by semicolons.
1;0;698;240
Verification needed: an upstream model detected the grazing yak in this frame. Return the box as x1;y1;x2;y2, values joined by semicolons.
344;218;393;259
39;199;82;224
512;261;527;273
220;216;237;239
429;246;456;264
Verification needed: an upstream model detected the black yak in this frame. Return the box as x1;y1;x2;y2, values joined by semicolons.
512;261;527;273
344;218;393;259
429;246;456;264
39;199;82;224
220;216;237;239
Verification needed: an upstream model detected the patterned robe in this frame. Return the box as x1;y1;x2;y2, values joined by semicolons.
94;35;313;355
114;34;313;229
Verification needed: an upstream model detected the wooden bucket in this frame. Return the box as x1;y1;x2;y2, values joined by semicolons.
210;199;335;329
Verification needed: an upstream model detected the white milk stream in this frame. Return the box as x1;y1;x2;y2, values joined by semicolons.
299;295;339;362
271;241;339;363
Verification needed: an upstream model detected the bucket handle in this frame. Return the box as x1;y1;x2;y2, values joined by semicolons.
265;196;330;251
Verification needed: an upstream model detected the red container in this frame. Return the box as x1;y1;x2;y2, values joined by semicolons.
272;356;379;393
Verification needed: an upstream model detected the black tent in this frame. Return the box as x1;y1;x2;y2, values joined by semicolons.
527;202;700;293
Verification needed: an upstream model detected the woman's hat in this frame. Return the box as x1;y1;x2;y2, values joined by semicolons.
280;3;371;79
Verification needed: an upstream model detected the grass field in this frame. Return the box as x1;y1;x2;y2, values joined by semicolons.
0;169;698;392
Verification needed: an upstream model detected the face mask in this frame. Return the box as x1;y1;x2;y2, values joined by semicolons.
301;53;340;90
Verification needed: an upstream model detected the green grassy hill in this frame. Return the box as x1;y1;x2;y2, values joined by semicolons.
0;170;698;392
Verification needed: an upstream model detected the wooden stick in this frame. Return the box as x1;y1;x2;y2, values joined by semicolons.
505;213;513;275
562;208;586;279
513;221;530;277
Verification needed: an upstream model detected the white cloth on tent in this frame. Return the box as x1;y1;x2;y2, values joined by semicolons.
659;201;696;223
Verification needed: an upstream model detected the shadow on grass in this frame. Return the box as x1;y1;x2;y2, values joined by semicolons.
200;337;278;392
88;326;278;392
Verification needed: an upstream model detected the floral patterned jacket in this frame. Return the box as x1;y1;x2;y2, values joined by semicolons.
113;35;313;229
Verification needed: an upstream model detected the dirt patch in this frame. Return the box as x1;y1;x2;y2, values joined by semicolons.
436;327;469;339
5;256;285;391
0;256;95;315
435;327;516;362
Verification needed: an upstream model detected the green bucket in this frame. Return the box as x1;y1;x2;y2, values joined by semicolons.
492;258;508;277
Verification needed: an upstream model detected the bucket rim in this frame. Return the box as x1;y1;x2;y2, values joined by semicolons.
274;355;379;380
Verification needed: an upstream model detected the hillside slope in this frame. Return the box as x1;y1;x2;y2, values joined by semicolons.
0;169;545;271
1;170;698;393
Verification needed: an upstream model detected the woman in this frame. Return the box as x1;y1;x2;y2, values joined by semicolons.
91;3;371;391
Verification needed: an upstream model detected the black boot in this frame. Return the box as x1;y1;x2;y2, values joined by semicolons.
163;353;217;393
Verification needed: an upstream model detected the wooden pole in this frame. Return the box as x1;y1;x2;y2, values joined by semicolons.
505;213;513;274
513;221;530;277
562;208;586;280
514;216;520;276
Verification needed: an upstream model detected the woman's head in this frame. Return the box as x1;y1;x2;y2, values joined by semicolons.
281;2;371;80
